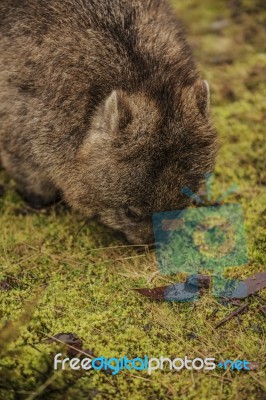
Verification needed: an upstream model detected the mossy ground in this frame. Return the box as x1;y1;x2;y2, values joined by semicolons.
0;0;265;399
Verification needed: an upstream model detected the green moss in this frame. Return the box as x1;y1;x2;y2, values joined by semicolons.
1;1;266;399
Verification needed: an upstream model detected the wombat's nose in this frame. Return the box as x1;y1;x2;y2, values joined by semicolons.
125;230;155;246
113;229;154;247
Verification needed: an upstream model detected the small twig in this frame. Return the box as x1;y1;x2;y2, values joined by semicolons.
102;254;147;263
72;217;91;240
209;374;233;383
89;244;151;251
208;307;219;319
215;303;249;329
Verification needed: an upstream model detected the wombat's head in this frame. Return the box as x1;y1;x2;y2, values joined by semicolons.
69;83;218;244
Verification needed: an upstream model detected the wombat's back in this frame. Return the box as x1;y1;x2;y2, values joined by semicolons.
0;0;197;117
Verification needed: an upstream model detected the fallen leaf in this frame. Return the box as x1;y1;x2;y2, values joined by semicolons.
247;362;260;371
230;272;266;299
134;274;211;302
0;280;12;291
134;286;167;300
42;332;113;374
43;332;83;356
134;272;266;302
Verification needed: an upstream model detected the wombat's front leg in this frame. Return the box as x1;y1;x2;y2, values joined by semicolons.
1;149;59;209
17;186;60;209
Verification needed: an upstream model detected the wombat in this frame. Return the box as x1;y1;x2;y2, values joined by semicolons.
0;0;218;244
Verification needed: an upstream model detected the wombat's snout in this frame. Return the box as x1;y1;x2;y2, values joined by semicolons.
98;207;155;246
122;219;155;246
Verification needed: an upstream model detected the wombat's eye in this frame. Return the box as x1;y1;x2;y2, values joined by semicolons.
124;206;144;223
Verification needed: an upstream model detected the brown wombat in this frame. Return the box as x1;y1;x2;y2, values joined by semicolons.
0;0;218;244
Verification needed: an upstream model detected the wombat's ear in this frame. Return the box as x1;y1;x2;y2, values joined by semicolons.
103;90;119;132
102;90;132;133
204;80;210;109
195;80;210;115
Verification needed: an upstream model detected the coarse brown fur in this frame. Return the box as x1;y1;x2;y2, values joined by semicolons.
0;0;218;244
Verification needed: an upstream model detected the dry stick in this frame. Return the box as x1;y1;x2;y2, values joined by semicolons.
209;374;233;383
89;244;151;251
73;217;91;240
215;303;249;329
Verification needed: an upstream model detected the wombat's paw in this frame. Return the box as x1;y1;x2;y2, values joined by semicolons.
17;189;60;209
